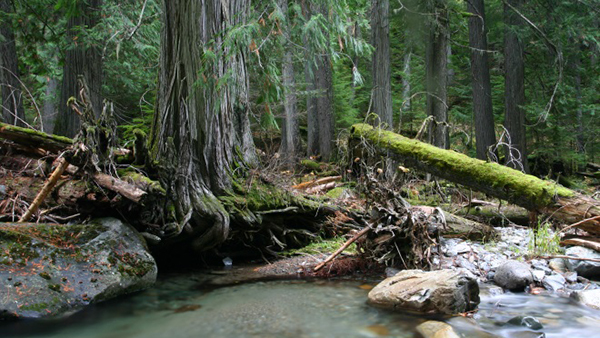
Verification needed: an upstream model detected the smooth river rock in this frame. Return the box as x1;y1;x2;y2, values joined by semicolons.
494;260;533;290
565;246;600;279
571;289;600;310
0;218;157;319
416;320;461;338
367;269;479;315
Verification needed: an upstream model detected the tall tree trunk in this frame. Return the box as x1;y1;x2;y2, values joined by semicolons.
426;0;449;149
279;0;299;163
42;78;58;132
0;0;25;127
150;0;255;251
371;0;392;128
573;52;584;154
53;0;103;137
503;0;529;172
467;0;496;160
315;53;334;161
304;2;334;161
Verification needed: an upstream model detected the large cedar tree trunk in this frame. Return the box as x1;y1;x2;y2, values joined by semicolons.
150;0;255;251
53;0;103;137
0;0;25;127
503;0;529;172
279;0;299;163
371;0;392;128
468;0;496;160
425;0;449;149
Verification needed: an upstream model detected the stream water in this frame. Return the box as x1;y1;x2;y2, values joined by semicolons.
2;270;600;338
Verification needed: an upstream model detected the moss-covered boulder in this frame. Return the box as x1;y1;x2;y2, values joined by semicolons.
0;218;157;319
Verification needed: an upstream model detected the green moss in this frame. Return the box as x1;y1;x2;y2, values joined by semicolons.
301;159;323;171
351;124;574;209
325;187;346;199
39;272;51;280
20;302;50;312
116;168;165;194
283;236;357;256
48;284;60;292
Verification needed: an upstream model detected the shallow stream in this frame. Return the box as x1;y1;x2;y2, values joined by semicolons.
3;270;600;338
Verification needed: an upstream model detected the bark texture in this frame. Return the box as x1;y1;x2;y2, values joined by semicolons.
54;0;103;137
350;124;600;234
426;0;449;149
0;0;25;127
467;0;496;160
371;0;392;128
150;0;255;251
279;0;299;163
304;2;334;161
503;0;529;172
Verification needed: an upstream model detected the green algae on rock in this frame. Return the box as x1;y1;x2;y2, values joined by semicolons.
0;218;157;319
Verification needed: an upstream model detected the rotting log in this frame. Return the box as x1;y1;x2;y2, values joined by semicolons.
350;124;600;234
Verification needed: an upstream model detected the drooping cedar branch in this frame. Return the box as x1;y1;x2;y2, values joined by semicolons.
350;124;600;234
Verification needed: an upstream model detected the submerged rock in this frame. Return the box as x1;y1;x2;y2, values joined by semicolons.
367;269;479;315
565;246;600;279
416;320;461;338
494;260;533;290
0;218;157;319
506;316;544;330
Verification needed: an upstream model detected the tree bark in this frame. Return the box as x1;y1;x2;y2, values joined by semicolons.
0;0;25;127
150;0;256;251
53;0;103;137
304;2;334;161
315;52;334;161
279;0;299;163
350;124;600;234
503;0;529;172
425;0;449;149
467;0;496;160
371;0;393;128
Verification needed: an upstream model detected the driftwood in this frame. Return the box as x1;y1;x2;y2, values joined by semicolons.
350;124;600;234
18;158;69;222
560;236;600;252
314;225;371;272
411;206;498;241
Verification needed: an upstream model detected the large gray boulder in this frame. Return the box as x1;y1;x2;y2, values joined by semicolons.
367;269;479;315
565;246;600;279
0;218;157;319
494;260;533;290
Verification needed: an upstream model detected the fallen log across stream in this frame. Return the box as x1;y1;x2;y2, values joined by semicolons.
350;124;600;234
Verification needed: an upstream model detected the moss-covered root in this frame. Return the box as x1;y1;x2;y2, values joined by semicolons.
350;123;600;234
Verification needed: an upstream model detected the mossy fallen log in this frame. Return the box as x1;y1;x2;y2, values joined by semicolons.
350;124;600;234
0;122;73;153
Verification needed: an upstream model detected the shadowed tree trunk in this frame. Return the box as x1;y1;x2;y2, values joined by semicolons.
0;0;25;127
426;0;449;149
53;0;103;137
467;0;496;160
279;0;299;163
315;52;334;161
150;0;256;251
304;2;334;161
371;0;392;128
503;0;529;172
